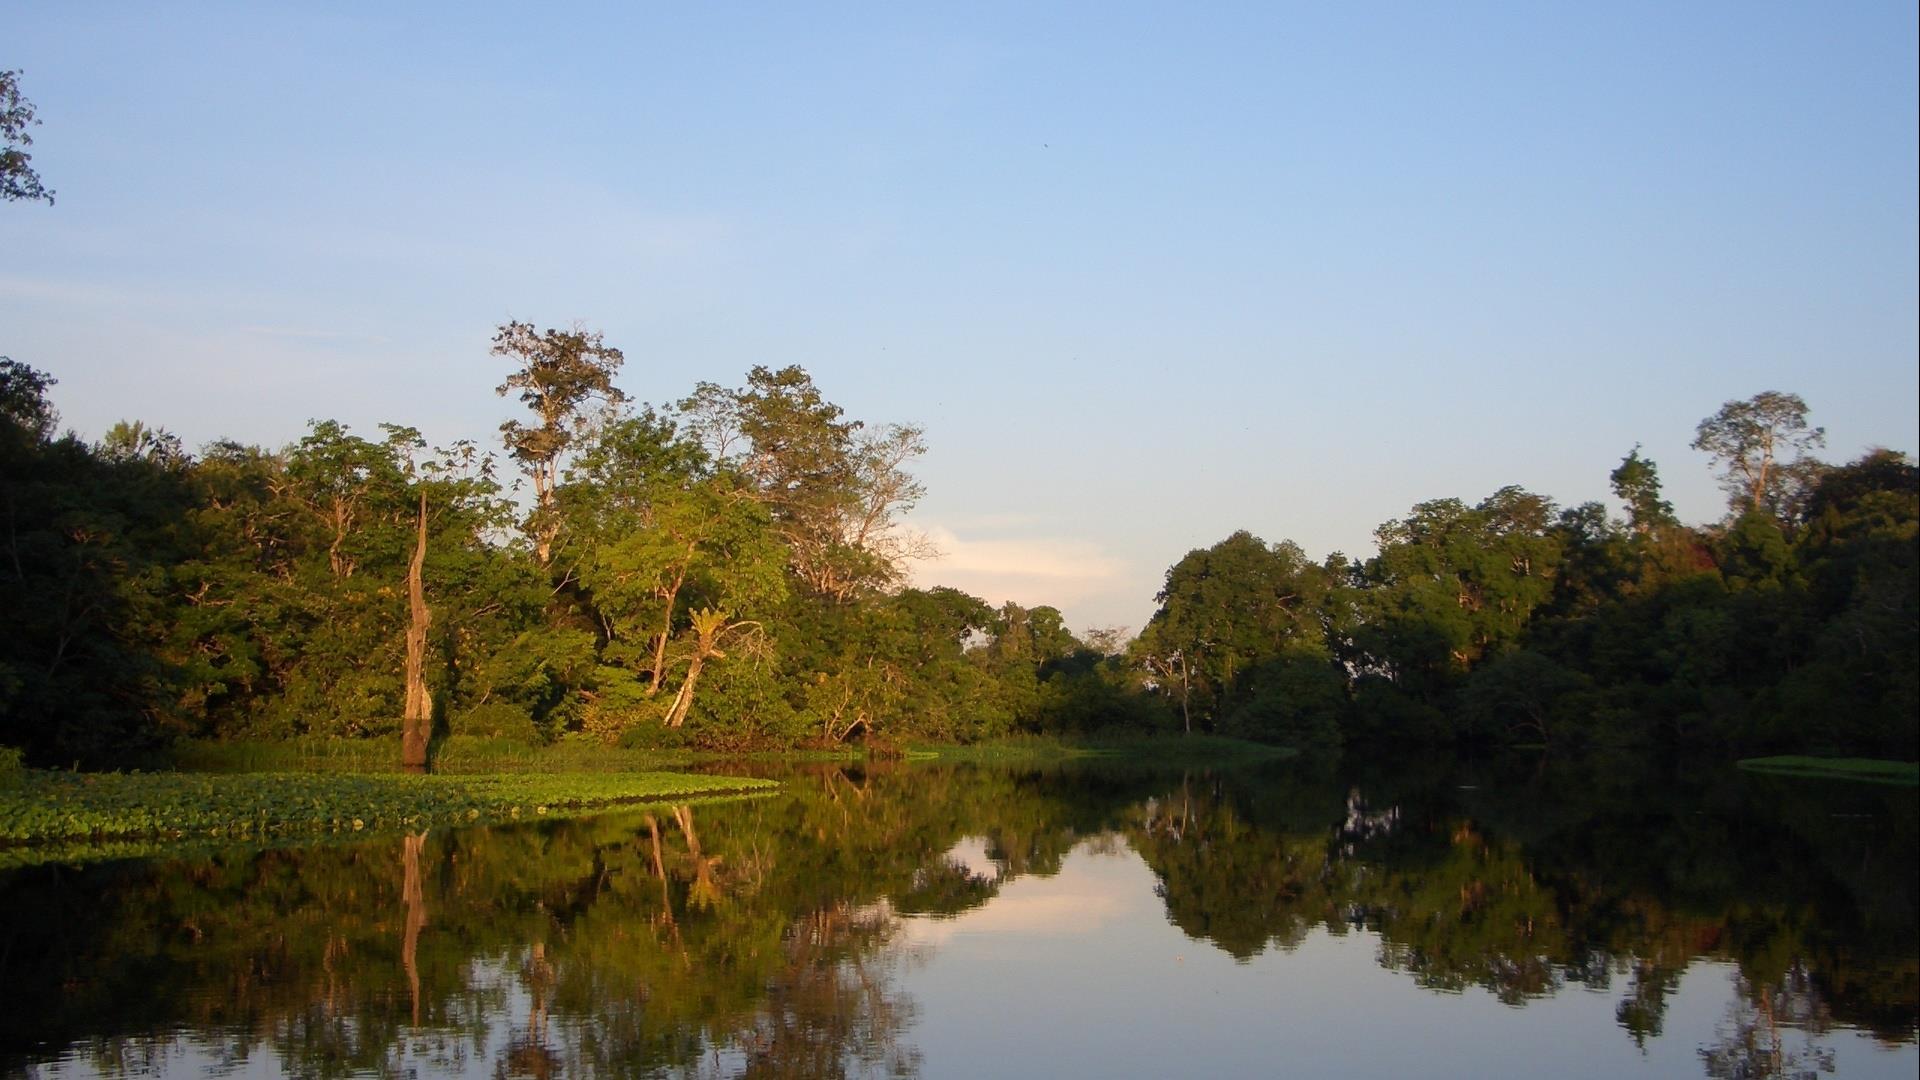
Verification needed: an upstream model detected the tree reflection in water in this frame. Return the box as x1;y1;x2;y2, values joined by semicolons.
0;756;1911;1077
1700;968;1837;1079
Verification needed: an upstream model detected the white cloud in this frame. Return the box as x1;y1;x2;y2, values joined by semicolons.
908;522;1127;609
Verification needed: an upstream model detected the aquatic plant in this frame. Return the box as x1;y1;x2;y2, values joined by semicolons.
0;770;777;846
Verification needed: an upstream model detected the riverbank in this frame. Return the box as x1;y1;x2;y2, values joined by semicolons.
165;732;1294;774
912;733;1296;765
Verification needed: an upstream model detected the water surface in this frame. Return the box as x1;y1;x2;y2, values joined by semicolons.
3;753;1913;1077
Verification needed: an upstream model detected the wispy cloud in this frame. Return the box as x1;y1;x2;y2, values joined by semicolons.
0;274;178;310
908;522;1126;608
931;511;1046;531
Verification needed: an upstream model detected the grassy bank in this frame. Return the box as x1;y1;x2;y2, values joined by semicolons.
1737;756;1920;786
0;769;777;847
168;732;1296;774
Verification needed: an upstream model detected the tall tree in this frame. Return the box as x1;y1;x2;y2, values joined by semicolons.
491;321;627;565
1;70;54;205
1692;392;1825;518
562;414;787;703
1353;488;1562;703
1137;531;1339;731
401;488;432;768
679;366;933;601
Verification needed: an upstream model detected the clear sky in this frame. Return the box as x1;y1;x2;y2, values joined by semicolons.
5;3;1916;633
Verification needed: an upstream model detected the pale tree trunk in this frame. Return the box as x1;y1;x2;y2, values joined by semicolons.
400;830;429;1026
646;557;690;695
402;491;433;769
664;610;736;728
663;652;708;728
674;805;724;909
1155;653;1192;735
532;457;561;566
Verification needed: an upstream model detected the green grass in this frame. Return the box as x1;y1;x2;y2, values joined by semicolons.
0;769;778;847
1737;756;1920;786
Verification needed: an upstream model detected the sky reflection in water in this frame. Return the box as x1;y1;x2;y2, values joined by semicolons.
4;755;1914;1078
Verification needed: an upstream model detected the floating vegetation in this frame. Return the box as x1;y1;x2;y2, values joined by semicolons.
0;770;779;847
1737;756;1920;786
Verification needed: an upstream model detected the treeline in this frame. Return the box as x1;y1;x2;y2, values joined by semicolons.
0;334;1142;765
2;335;1914;765
1136;392;1918;758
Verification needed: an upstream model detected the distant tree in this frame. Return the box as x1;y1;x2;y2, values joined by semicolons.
1609;446;1674;535
1692;392;1824;518
0;357;58;440
1138;530;1340;732
1798;447;1917;530
491;321;628;565
1082;625;1131;657
1;70;54;205
98;421;186;468
1783;449;1919;756
1357;488;1561;677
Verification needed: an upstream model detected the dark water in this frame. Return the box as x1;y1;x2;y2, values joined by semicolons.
1;753;1914;1078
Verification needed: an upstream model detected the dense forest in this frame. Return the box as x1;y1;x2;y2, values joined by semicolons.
0;332;1913;766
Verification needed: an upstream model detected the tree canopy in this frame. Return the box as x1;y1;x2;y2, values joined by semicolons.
0;360;1912;764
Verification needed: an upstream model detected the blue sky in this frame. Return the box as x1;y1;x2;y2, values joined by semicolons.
5;3;1916;632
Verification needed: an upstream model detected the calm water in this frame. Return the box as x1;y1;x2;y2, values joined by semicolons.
1;753;1914;1078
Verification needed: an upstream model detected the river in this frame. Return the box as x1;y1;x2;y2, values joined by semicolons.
2;751;1913;1077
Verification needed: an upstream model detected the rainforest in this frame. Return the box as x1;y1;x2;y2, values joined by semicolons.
0;346;1913;769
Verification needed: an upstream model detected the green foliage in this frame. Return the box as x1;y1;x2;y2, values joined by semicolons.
1221;653;1350;747
679;365;930;601
450;701;540;743
1610;445;1675;534
0;361;191;763
1460;649;1592;745
491;320;628;563
3;354;1910;764
1135;530;1342;732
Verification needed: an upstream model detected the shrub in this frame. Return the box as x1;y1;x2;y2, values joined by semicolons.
616;722;695;751
451;702;542;744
